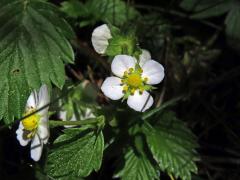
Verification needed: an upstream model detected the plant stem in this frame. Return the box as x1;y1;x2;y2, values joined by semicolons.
49;116;105;127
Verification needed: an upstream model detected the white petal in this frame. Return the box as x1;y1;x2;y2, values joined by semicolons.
142;60;165;85
30;135;43;161
139;49;151;67
111;55;136;77
101;77;124;100
37;122;49;144
16;122;30;146
26;91;38;109
91;24;112;54
37;84;50;116
127;91;153;112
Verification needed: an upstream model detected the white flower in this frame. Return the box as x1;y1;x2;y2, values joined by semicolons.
16;85;50;161
91;24;112;54
101;53;164;112
59;108;95;128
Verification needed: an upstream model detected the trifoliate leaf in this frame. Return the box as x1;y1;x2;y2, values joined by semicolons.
114;147;159;180
143;111;199;180
46;128;104;178
60;0;139;27
0;0;74;123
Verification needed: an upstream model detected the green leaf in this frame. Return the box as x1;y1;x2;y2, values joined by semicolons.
60;0;86;18
114;147;159;180
59;81;98;122
0;0;74;123
61;0;139;27
46;128;104;178
180;0;233;19
191;2;233;19
225;6;240;40
143;111;199;180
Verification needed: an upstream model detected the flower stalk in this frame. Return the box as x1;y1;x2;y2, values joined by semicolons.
49;116;105;128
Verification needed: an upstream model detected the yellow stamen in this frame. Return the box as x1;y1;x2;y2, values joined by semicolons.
139;87;144;94
123;85;129;91
27;131;35;139
130;88;136;95
129;68;134;73
22;109;40;131
126;74;142;88
143;77;148;83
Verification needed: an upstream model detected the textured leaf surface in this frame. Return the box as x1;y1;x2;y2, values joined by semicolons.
0;0;74;123
114;147;159;180
143;111;199;180
61;0;139;27
46;128;104;178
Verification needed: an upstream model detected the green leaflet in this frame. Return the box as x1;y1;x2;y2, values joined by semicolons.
143;111;199;180
180;0;233;18
114;147;159;180
46;128;104;178
61;0;139;27
58;81;98;122
0;0;74;123
225;6;240;40
181;0;240;43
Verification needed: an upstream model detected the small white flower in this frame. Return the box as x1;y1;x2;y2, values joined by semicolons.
16;85;50;161
91;24;112;54
101;54;164;112
59;108;95;128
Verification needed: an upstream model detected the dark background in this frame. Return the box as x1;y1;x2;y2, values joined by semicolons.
1;0;240;179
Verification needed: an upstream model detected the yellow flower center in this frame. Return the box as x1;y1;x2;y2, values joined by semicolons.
126;74;142;88
22;109;40;132
121;67;148;95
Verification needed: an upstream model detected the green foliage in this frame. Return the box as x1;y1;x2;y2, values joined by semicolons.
0;0;74;123
143;111;199;180
59;81;98;121
225;6;240;40
46;128;104;178
181;0;240;40
106;35;138;57
114;147;159;180
60;0;84;18
180;0;233;18
60;0;139;27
